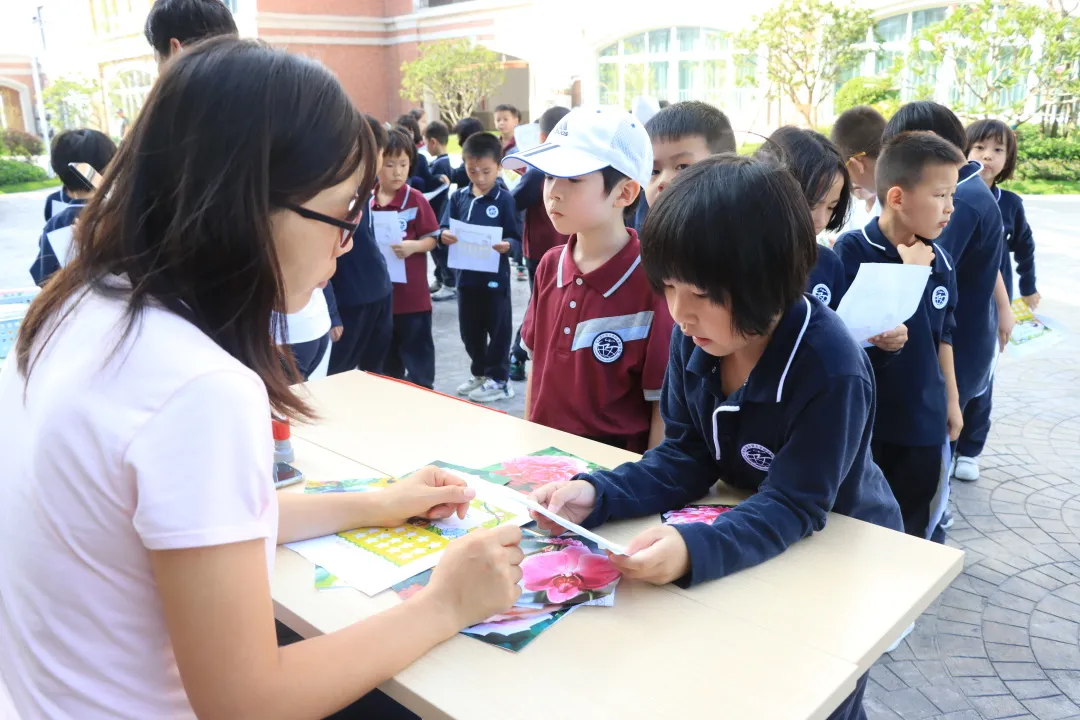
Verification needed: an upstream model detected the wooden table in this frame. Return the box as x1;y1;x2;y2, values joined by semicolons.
273;371;964;719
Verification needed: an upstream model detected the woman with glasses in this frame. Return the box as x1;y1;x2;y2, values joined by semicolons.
0;38;524;719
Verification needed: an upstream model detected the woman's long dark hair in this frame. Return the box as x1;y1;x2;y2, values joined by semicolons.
17;37;377;420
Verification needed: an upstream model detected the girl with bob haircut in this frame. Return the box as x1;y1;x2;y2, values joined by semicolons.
0;37;523;719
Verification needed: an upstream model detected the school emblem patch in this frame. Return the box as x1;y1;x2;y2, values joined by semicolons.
932;286;949;310
486;205;499;219
592;332;624;364
811;283;832;306
740;443;774;471
398;218;408;234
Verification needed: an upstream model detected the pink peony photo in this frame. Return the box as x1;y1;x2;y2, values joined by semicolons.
662;504;734;526
521;544;621;604
494;454;590;493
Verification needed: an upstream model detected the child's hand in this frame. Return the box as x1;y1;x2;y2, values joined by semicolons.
330;325;344;342
492;241;511;254
440;231;458;246
375;466;477;527
609;525;690;585
391;240;424;259
527;480;596;534
947;399;964;441
390;243;408;259
438;175;450;186
868;324;908;352
998;307;1015;352
1023;292;1041;311
897;242;935;266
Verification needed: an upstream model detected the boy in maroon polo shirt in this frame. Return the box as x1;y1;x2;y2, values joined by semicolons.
375;130;440;388
503;106;674;453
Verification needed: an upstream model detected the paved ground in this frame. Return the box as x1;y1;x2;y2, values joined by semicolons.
2;190;1078;719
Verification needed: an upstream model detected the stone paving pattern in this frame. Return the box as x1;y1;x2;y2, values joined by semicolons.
2;191;1078;719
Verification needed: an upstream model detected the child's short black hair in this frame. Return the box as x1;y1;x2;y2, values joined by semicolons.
883;101;967;154
876;131;966;205
756;126;851;233
966;119;1017;184
831;106;887;160
363;113;389;152
462;131;502;163
494;104;521;121
454;117;484;148
386;128;416;165
645;101;736;154
144;0;237;57
539;106;570;136
409;107;425;121
50;129;117;192
423;120;449;146
395;114;422;145
641;155;816;337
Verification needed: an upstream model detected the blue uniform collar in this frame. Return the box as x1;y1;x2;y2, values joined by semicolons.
957;160;983;186
860;216;943;263
687;295;814;405
466;184;502;201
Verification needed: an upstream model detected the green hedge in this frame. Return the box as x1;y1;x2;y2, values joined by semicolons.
1014;126;1080;182
0;158;48;187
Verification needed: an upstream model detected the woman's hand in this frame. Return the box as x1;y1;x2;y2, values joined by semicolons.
609;525;690;585
527;480;597;534
375;466;476;527
424;524;524;628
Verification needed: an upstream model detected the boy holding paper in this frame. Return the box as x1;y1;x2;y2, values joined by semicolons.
440;132;521;403
374;130;440;389
501;106;674;453
833;131;964;538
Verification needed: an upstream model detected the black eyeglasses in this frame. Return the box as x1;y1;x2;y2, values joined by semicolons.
284;188;365;247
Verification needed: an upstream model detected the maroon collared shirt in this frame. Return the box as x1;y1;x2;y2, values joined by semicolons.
521;230;674;449
371;183;439;315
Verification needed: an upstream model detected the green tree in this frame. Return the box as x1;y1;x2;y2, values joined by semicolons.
834;75;900;118
905;0;1080;130
736;0;876;126
43;75;106;132
401;40;505;126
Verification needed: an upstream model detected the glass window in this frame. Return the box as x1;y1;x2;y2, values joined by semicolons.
623;33;646;55
736;54;757;86
650;61;669;100
677;27;700;53
704;30;727;52
598;63;618;104
911;8;946;33
876;50;902;75
624;63;647;109
874;15;907;43
649;29;670;54
678;60;700;100
600;43;618;58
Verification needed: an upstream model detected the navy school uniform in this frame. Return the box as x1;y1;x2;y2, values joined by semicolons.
43;187;75;222
806;244;847;310
935;161;1003;407
427;153;455;288
327;191;394;376
441;184;521;383
31;199;87;286
957;186;1038;460
834;219;958;537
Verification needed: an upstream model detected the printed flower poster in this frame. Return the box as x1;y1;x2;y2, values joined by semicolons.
661;504;736;526
518;536;621;606
482;447;607;495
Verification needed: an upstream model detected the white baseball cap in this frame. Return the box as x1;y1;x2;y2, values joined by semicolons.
501;106;653;187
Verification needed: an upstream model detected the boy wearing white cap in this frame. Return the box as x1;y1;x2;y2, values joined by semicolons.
504;107;675;453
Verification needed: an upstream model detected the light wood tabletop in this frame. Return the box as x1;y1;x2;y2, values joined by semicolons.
272;371;965;718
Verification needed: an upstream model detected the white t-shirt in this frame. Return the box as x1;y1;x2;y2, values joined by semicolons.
274;287;331;346
0;281;278;719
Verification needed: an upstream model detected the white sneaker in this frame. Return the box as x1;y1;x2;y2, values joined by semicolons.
468;378;515;403
432;286;457;302
456;376;486;396
954;456;980;482
886;622;915;653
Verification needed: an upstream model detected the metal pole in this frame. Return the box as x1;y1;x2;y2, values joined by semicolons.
31;5;51;172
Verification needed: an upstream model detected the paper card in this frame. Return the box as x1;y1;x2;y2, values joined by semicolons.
661;504;736;526
835;263;931;342
447;218;501;273
372;210;407;284
513;123;541;153
479;447;606;495
517;536;621;606
288;474;533;596
46;225;75;268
